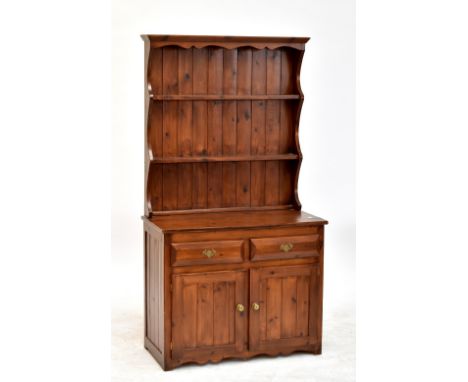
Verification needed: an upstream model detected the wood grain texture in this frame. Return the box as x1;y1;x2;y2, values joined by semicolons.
142;36;327;372
206;48;224;209
236;48;252;207
249;264;320;352
148;209;327;232
265;50;282;206
249;49;266;208
145;43;302;215
171;271;247;361
151;94;301;100
170;239;244;266
144;227;164;353
143;217;326;371
250;233;321;261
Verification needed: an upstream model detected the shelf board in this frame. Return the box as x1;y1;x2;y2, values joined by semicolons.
150;153;300;164
149;94;302;101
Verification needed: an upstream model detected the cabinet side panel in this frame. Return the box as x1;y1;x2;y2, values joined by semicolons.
145;227;165;353
146;231;153;341
157;234;164;350
309;233;324;348
309;265;321;345
152;235;160;346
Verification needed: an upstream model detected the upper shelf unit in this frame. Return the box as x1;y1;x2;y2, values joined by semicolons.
142;35;308;216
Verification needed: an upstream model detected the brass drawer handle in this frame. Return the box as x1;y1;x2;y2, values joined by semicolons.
202;248;216;258
236;303;245;312
252;302;260;311
280;242;294;252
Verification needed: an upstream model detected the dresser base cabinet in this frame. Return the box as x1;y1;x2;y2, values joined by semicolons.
143;210;326;371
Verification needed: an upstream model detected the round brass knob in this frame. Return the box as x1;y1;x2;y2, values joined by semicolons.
252;302;260;311
236;303;245;312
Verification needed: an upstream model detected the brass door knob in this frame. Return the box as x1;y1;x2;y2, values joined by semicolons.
252;302;260;311
236;303;245;312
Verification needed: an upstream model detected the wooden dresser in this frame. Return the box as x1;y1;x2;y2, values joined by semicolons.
141;35;328;370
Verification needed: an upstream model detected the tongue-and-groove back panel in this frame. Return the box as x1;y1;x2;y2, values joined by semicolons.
144;43;305;215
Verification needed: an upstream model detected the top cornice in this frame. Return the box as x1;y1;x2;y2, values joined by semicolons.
141;34;309;50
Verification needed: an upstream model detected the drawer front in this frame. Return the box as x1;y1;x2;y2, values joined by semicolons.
171;240;244;266
250;234;320;261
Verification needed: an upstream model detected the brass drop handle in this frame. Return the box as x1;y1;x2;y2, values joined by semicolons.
252;302;260;311
280;242;294;252
202;248;216;258
236;303;245;312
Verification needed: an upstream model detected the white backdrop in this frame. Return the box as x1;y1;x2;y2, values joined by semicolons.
112;0;355;379
2;1;467;381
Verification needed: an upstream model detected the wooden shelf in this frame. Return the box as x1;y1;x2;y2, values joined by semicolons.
150;153;300;164
149;94;302;101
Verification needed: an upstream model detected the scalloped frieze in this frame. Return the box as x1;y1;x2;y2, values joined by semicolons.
141;34;309;51
147;42;306;50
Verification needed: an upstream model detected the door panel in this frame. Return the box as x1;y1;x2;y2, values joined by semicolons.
172;270;247;360
249;264;322;351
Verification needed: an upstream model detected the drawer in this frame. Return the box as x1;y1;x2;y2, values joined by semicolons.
250;234;320;261
171;240;244;266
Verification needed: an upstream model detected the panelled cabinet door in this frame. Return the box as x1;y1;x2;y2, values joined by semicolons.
172;270;248;361
249;264;322;352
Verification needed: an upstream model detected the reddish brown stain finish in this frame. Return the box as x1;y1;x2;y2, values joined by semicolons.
144;36;306;216
142;35;327;371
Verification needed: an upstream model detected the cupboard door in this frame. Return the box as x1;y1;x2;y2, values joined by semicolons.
249;264;322;352
172;270;248;361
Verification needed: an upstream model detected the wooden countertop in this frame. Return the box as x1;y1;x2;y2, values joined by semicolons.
144;209;328;232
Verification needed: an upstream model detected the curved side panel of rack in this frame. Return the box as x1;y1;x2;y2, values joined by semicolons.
292;50;305;210
144;39;152;217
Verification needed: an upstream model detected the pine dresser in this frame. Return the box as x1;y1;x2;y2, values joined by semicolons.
141;35;328;370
